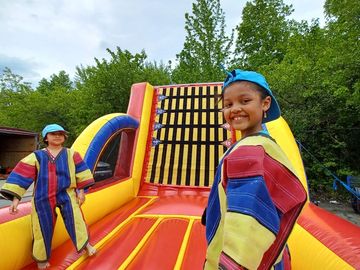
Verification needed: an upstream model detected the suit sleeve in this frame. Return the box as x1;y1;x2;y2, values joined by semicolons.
72;151;95;190
0;153;37;200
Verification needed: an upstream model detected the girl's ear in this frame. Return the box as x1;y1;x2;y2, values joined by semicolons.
262;96;271;112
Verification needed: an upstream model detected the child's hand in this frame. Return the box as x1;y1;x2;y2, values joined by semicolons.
9;198;19;214
77;189;85;206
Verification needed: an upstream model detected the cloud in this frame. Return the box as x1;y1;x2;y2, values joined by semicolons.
0;0;325;86
0;54;41;83
0;0;195;85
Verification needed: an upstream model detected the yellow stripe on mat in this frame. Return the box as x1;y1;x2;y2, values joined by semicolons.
174;218;195;270
118;218;163;270
135;214;200;220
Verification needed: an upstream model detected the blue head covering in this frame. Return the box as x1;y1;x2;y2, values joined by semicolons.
222;68;281;123
42;124;68;138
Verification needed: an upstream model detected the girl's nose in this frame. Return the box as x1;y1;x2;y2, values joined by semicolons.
231;105;242;113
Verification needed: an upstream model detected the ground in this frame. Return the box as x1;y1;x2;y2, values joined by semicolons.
311;187;360;226
316;199;360;226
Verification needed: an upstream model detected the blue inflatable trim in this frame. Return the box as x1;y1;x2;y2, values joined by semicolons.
84;115;139;171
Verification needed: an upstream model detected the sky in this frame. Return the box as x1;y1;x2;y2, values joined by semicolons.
0;0;326;87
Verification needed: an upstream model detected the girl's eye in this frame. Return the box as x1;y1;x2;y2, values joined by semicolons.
242;99;251;104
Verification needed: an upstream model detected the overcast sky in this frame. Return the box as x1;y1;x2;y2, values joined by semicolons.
0;0;325;86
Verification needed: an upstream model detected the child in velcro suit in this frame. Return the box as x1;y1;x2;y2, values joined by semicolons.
204;70;307;270
0;124;96;269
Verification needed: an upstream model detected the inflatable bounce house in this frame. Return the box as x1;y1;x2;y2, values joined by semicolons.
0;82;359;269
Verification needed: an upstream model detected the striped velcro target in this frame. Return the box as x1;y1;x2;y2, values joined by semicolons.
145;84;231;187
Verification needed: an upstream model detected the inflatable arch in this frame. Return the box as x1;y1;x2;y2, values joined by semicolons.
0;82;359;269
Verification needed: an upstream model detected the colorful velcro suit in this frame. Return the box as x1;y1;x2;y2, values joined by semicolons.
0;148;94;262
205;134;307;270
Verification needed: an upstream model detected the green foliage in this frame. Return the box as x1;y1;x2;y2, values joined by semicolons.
37;71;73;94
0;68;34;127
0;68;79;146
259;3;360;195
234;0;294;69
75;48;147;127
172;0;233;83
0;67;32;92
74;47;171;132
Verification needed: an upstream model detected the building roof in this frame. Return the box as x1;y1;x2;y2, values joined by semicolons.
0;126;38;137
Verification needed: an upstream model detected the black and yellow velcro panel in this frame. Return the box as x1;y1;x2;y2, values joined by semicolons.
145;84;231;187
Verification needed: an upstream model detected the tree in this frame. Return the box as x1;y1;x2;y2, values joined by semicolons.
74;47;171;132
234;0;293;69
321;0;360;175
172;0;233;83
37;71;74;94
0;67;32;92
0;68;33;126
0;69;81;145
261;1;360;195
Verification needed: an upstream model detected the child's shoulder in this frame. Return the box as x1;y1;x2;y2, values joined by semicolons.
239;133;298;177
231;134;285;161
66;148;85;160
235;133;278;150
65;148;77;155
34;148;52;154
20;150;42;163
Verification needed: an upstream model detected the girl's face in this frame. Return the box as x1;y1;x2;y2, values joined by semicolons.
222;81;271;138
46;132;66;147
